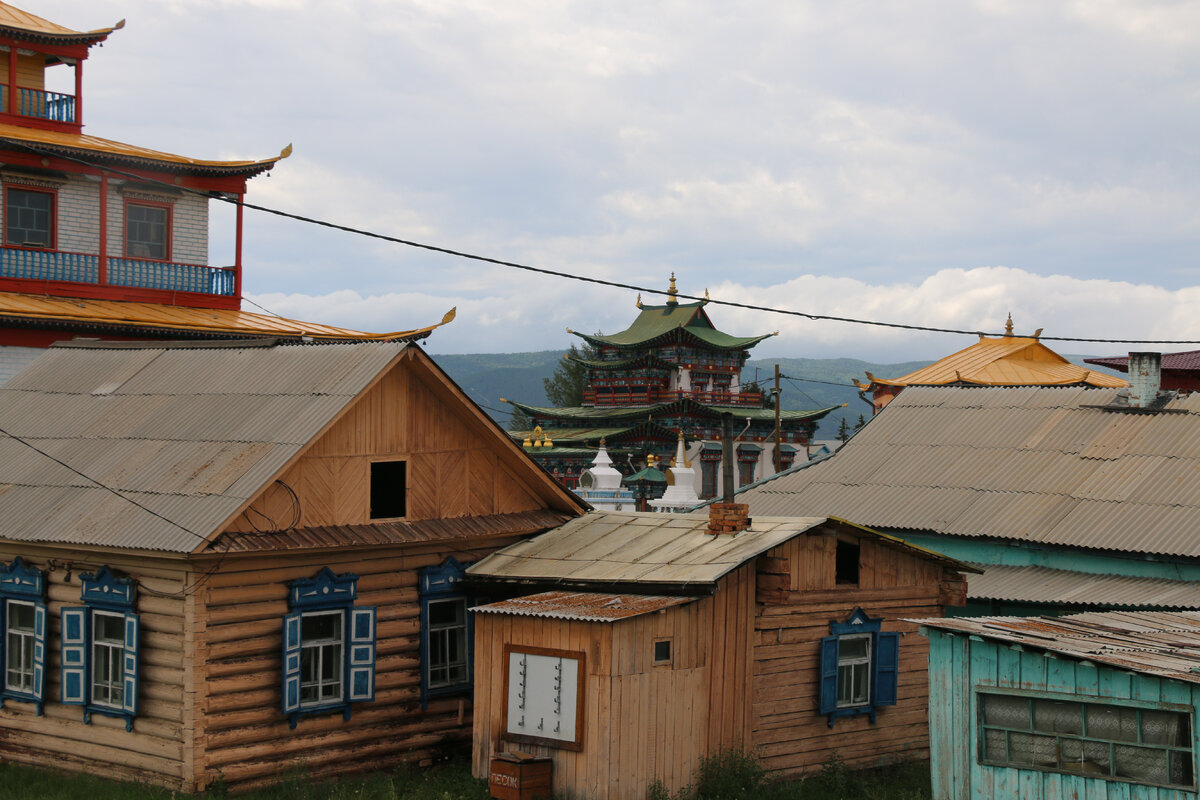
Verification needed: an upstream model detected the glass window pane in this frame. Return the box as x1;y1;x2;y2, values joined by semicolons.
1034;699;1082;735
1086;703;1141;743
839;638;868;660
1142;709;1188;746
983;695;1031;729
8;602;34;632
5;189;52;247
1114;744;1169;784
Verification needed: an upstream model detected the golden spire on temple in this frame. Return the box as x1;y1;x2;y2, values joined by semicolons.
667;273;678;305
1004;313;1014;336
636;293;643;308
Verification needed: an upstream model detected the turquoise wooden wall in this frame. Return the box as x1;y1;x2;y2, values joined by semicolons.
926;629;1200;800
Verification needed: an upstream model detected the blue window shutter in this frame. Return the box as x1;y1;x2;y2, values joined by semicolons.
32;600;46;707
282;610;302;714
347;606;376;703
121;612;140;717
873;631;900;707
60;606;88;706
818;635;838;715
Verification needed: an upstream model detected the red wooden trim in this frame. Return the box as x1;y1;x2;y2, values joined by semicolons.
3;183;57;250
0;113;79;134
7;46;15;116
234;192;244;300
98;173;108;284
0;150;259;192
122;196;173;262
0;327;64;347
0;37;92;62
0;276;240;309
74;59;83;128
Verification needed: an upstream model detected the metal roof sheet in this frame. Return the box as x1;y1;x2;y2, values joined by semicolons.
738;386;1200;557
914;611;1200;684
967;565;1200;609
473;591;694;622
0;341;408;552
1087;350;1200;373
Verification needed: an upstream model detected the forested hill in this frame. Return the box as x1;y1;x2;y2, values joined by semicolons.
430;350;1122;440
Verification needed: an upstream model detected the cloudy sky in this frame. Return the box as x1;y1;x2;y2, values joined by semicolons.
40;0;1200;360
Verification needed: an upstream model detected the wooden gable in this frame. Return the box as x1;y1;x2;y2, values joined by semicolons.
221;347;581;536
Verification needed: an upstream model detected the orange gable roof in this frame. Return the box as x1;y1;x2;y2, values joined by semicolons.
0;292;455;342
866;335;1127;390
0;2;120;44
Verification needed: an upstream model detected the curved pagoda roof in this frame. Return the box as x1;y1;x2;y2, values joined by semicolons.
0;2;121;46
568;352;677;371
505;396;839;425
860;319;1127;392
571;278;774;352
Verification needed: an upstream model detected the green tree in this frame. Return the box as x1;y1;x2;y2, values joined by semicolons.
836;417;851;442
543;342;598;407
741;381;776;410
853;413;866;431
507;404;534;432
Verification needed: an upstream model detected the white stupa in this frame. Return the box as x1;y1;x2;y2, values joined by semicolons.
649;432;702;512
575;439;635;511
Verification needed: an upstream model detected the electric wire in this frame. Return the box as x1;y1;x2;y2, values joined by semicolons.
13;142;1200;346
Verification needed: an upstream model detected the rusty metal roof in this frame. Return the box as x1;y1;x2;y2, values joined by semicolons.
1087;350;1200;373
467;510;973;590
915;611;1200;684
968;565;1200;609
473;590;694;622
211;509;573;553
739;386;1200;558
0;292;455;342
0;340;409;553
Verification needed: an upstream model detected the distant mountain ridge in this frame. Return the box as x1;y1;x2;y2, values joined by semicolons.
430;350;1126;440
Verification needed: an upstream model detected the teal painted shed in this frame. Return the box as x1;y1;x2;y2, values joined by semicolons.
917;611;1200;799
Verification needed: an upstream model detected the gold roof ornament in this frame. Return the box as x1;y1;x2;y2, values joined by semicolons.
532;426;544;448
1004;313;1014;336
667;273;678;305
704;288;710;301
522;434;533;448
636;293;643;308
1033;328;1043;339
543;434;553;448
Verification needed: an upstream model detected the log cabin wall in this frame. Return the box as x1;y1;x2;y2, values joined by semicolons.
751;527;957;779
0;544;193;789
195;536;527;792
224;352;552;534
472;602;710;800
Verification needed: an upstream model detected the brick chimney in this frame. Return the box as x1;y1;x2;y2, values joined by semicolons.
708;412;751;534
1128;352;1162;409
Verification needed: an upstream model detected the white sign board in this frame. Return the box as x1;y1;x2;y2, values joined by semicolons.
505;650;580;745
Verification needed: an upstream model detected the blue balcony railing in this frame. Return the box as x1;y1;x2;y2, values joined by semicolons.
16;88;75;123
0;247;235;297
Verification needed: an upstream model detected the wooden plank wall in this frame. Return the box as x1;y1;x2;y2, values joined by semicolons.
0;545;192;789
705;563;755;754
473;602;710;800
751;530;951;780
226;358;546;534
196;537;523;791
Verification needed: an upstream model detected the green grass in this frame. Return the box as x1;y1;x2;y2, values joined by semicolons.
0;752;929;800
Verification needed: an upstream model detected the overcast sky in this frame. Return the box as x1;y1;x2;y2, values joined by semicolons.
40;0;1200;360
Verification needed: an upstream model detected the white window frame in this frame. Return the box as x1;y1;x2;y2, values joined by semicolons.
4;599;36;694
90;610;126;710
836;633;872;708
299;609;344;708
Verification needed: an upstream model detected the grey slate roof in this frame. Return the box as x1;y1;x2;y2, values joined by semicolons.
0;340;408;553
967;565;1200;610
737;385;1200;558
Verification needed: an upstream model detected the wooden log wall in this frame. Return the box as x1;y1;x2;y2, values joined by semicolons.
196;536;524;792
750;529;956;780
0;544;192;790
226;355;550;534
473;600;711;800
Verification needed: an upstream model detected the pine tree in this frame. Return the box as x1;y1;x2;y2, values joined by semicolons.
543;342;598;407
837;417;850;442
853;413;866;431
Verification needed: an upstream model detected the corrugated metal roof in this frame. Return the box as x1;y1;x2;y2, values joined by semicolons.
915;611;1200;685
0;291;453;341
967;565;1200;609
0;341;408;553
473;590;693;622
467;510;973;589
1087;350;1200;373
211;509;573;553
738;385;1200;558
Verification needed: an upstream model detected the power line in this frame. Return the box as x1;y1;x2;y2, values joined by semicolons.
779;373;863;389
18;142;1200;346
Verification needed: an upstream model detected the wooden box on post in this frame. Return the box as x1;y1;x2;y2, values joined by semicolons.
489;752;552;800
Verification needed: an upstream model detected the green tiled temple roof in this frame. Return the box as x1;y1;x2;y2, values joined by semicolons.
505;397;839;423
623;467;667;484
568;353;676;371
571;301;774;351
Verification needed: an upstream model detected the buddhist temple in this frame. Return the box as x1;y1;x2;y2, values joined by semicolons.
0;3;450;381
858;315;1128;413
506;275;840;496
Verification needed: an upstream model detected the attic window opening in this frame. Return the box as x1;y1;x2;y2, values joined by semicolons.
835;539;860;586
370;460;406;520
653;639;672;665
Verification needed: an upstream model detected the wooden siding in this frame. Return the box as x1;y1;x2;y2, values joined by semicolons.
0;545;192;789
0;53;47;90
750;529;953;779
927;629;1200;800
225;354;546;534
473;602;712;800
195;538;524;791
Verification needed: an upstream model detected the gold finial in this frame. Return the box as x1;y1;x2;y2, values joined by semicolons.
543;434;553;447
1004;313;1014;336
440;307;456;325
704;288;710;301
566;327;574;334
1033;328;1043;339
599;437;607;448
522;434;533;448
647;453;656;467
636;293;643;308
667;273;678;305
532;426;544;448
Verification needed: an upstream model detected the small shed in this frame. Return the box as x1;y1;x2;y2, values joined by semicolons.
916;611;1200;799
468;507;977;799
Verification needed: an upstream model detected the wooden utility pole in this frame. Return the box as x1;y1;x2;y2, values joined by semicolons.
772;363;782;474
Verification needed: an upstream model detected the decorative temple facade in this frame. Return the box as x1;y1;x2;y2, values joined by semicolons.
506;277;839;496
0;3;450;382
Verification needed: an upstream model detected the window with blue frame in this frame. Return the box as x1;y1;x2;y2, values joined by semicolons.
60;566;140;730
419;558;472;707
0;558;47;714
282;567;376;728
818;607;899;727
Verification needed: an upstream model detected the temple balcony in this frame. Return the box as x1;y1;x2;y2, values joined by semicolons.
583;389;764;408
0;86;76;124
0;246;237;305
